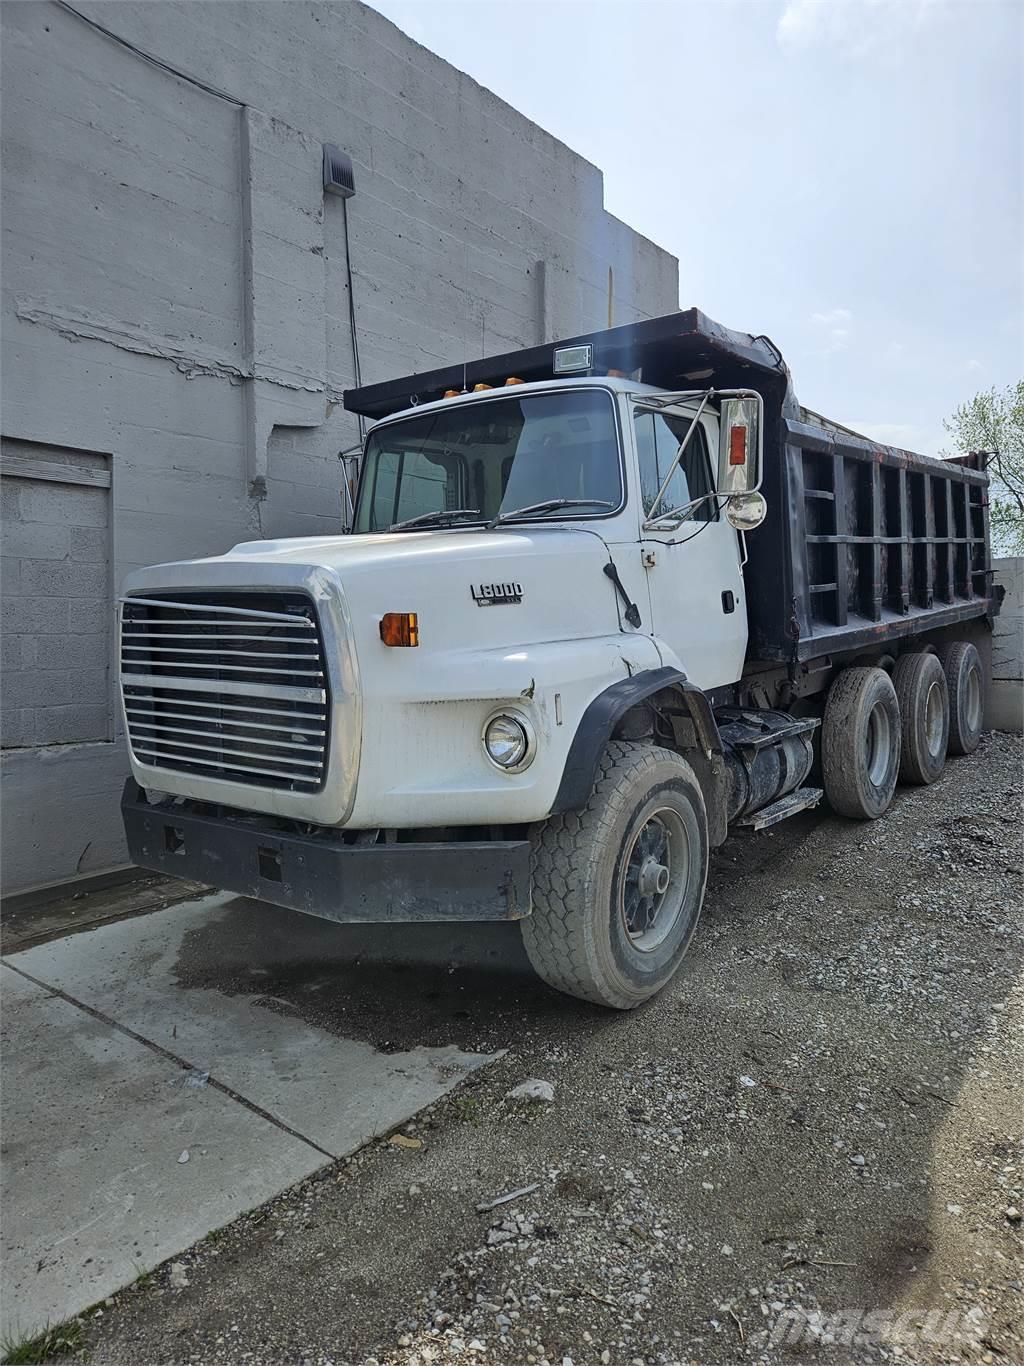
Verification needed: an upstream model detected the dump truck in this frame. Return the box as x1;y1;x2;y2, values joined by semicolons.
119;309;1001;1008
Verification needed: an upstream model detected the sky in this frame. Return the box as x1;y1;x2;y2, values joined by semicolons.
370;0;1022;457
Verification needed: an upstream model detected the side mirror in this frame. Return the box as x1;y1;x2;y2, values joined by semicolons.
718;396;763;495
725;491;768;530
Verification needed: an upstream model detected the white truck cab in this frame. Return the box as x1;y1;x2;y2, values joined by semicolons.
119;311;997;1008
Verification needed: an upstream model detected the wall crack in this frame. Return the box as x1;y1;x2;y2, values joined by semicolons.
14;298;343;399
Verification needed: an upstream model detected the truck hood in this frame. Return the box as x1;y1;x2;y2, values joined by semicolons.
123;527;630;652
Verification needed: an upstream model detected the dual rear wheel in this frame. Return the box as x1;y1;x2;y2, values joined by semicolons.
821;641;984;820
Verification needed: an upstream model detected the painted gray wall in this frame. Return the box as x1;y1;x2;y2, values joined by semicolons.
990;558;1024;734
0;0;679;894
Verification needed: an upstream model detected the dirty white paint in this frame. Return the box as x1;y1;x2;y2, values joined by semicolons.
0;0;679;893
1;894;501;1341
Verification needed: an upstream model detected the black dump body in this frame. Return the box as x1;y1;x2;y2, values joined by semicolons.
345;308;997;665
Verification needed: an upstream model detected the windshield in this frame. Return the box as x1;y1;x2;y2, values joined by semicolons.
353;389;621;533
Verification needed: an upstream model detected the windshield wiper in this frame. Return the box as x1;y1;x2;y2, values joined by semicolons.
487;498;614;529
389;508;482;532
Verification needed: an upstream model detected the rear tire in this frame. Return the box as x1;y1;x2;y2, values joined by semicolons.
523;741;707;1009
821;667;901;819
939;641;985;755
892;652;949;784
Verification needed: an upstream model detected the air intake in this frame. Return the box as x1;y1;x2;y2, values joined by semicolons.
323;144;355;198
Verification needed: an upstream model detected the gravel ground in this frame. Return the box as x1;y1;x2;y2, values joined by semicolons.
68;732;1022;1366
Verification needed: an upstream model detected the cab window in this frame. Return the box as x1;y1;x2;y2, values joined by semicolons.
634;410;716;522
355;390;621;533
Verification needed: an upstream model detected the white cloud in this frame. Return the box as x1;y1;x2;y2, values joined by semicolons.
778;0;936;58
964;358;984;373
811;307;852;355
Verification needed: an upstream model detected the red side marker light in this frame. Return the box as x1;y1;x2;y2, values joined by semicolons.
729;425;748;467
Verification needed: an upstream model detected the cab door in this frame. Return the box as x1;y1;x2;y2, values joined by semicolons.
634;404;747;689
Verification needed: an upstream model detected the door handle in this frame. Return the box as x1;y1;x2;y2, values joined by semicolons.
721;590;736;614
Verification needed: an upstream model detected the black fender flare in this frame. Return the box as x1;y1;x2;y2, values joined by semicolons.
549;667;723;814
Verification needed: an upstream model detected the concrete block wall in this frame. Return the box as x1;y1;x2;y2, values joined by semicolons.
0;0;679;893
1;447;112;752
990;558;1024;734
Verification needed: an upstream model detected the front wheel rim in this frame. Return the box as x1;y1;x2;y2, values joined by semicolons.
620;807;690;952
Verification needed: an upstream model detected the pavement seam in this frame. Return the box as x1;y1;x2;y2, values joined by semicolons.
2;958;338;1163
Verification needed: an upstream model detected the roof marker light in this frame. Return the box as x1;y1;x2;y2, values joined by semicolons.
553;343;593;374
473;383;493;392
505;376;524;385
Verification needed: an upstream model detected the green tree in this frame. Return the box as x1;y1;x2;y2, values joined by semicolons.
943;380;1024;556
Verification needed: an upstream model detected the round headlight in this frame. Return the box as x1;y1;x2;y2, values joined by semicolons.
483;712;532;771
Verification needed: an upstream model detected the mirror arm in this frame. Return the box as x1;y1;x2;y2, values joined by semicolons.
338;442;363;530
643;492;718;530
644;389;715;522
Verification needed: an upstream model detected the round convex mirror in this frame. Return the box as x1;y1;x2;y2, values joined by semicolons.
725;491;768;531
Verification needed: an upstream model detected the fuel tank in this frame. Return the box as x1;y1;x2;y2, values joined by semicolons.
717;708;818;823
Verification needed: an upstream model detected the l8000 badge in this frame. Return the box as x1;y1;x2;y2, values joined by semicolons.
471;582;523;606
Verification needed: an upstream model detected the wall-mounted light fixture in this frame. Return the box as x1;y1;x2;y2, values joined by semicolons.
323;143;355;198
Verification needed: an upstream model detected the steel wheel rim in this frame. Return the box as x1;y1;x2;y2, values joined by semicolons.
866;700;891;786
965;666;982;731
924;680;944;757
620;807;690;952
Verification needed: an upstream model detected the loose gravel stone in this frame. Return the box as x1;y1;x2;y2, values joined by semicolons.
78;734;1023;1366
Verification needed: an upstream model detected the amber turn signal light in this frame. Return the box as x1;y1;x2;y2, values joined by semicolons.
379;612;419;647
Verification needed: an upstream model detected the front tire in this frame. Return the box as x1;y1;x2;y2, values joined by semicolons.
523;742;708;1009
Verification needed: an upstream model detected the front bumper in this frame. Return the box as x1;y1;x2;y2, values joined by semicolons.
122;780;531;923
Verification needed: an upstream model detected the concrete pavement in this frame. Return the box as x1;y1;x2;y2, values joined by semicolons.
1;893;499;1344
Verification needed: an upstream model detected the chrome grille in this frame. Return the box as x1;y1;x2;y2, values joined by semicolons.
120;593;329;792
